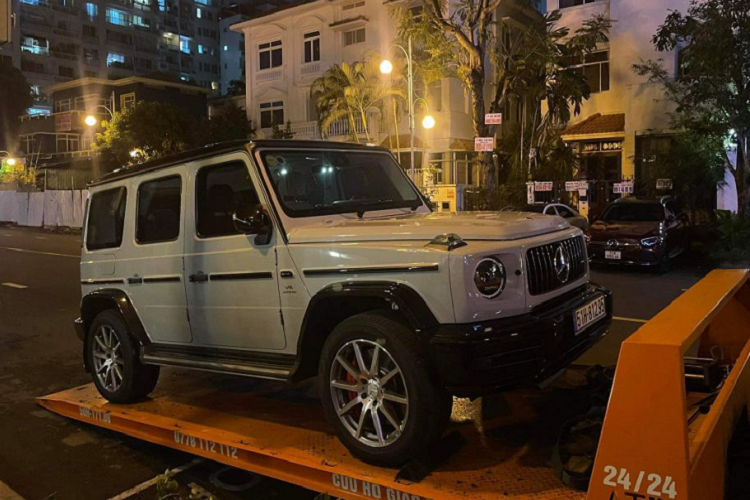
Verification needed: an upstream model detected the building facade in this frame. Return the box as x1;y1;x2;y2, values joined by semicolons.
0;0;222;112
549;0;690;213
219;12;247;94
231;0;538;194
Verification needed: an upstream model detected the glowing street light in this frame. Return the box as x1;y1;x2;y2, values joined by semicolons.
422;115;436;130
84;115;99;127
379;59;393;75
6;157;17;166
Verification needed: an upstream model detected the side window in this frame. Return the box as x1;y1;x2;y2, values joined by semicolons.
136;176;182;244
86;187;127;251
557;206;575;218
196;161;259;238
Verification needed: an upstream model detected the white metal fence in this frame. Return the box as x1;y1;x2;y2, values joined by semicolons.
0;190;88;228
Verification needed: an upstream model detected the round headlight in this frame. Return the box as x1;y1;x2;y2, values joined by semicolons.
474;257;506;299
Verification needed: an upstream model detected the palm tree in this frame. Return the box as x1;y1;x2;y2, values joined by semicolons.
312;60;405;143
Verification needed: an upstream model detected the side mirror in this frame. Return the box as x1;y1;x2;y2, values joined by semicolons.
233;205;273;245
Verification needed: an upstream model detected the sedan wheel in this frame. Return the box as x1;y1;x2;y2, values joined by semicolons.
330;339;409;448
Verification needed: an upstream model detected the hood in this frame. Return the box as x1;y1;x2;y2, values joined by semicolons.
589;220;661;240
287;211;570;244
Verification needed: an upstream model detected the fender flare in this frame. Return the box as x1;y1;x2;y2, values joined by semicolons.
80;289;151;347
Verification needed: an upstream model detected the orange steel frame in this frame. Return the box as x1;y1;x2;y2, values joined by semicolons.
37;270;750;499
588;269;750;500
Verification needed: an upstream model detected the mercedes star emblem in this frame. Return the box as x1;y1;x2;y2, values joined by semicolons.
554;245;571;283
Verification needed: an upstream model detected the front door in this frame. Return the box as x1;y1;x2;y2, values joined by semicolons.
183;155;286;350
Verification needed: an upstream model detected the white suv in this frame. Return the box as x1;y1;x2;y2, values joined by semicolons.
76;140;612;466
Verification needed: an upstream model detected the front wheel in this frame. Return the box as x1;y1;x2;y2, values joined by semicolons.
86;310;160;403
319;312;451;467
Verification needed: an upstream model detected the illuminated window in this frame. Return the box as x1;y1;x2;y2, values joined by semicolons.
85;3;97;19
106;9;131;26
107;52;125;66
196;7;202;18
180;36;191;54
120;93;135;109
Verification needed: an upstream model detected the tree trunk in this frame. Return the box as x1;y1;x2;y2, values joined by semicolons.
346;108;359;144
359;108;371;143
736;132;749;217
467;71;495;196
393;98;401;154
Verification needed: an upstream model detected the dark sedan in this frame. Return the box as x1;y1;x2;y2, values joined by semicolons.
586;197;689;272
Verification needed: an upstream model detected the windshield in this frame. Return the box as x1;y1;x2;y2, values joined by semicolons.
601;203;665;222
259;149;423;217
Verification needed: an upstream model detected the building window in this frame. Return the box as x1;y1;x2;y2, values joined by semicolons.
196;7;202;18
342;0;365;10
258;40;282;70
158;0;166;11
134;15;150;28
260;100;284;128
120;93;135;109
195;0;210;5
559;0;599;7
136;176;182;244
86;187;127;251
198;44;205;54
180;35;191;54
133;0;151;10
85;3;97;19
107;53;125;67
343;28;365;47
58;66;75;78
304;31;320;63
83;48;98;63
82;25;97;38
20;35;50;55
565;50;610;93
106;9;131;26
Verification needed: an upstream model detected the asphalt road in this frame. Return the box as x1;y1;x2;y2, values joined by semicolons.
0;225;710;500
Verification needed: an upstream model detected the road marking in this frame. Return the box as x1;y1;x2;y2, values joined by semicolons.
2;283;28;289
107;458;203;500
35;236;47;240
0;246;78;258
613;316;648;324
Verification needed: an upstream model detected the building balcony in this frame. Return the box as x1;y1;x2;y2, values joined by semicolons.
256;67;283;83
290;121;320;139
327;116;367;138
300;61;321;77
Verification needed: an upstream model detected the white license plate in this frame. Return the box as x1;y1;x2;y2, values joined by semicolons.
605;250;621;260
574;296;607;334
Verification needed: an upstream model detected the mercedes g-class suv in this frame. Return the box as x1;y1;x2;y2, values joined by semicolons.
76;140;612;466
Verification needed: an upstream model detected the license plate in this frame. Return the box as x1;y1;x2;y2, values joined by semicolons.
605;250;621;260
574;295;607;334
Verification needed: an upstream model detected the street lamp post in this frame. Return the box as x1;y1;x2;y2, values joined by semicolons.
381;37;421;178
84;104;115;128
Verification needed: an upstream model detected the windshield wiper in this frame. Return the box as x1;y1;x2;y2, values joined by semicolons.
328;199;394;219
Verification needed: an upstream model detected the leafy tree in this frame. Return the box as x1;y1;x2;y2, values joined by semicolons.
312;60;405;143
633;0;750;215
0;61;33;152
202;101;255;144
395;5;609;190
227;80;246;96
271;120;296;139
94;101;196;166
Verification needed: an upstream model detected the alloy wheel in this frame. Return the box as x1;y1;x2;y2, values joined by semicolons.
92;325;125;393
329;339;409;448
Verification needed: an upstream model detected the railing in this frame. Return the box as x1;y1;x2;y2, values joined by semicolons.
290;121;320;139
256;67;283;82
300;62;321;76
20;45;50;56
327;117;366;137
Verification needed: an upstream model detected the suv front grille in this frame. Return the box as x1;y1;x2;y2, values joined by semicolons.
526;236;587;296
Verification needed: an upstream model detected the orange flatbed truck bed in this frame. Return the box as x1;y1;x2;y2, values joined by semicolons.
39;270;750;500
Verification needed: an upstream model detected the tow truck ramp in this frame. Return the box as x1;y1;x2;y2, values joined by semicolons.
39;270;750;499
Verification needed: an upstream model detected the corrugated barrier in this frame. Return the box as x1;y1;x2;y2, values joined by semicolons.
0;190;88;228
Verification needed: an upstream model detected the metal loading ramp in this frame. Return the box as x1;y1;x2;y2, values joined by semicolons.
38;269;750;500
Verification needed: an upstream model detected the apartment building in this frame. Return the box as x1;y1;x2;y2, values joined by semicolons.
549;0;691;212
231;0;539;189
0;0;221;112
219;12;247;94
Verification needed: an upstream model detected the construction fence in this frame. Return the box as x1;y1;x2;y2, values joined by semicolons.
0;190;88;228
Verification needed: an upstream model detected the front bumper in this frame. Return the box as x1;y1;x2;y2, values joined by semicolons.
429;283;612;396
587;243;664;266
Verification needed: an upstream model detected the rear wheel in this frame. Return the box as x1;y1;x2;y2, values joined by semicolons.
86;310;160;403
319;312;451;467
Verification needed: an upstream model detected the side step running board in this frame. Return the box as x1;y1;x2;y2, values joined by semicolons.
142;353;292;381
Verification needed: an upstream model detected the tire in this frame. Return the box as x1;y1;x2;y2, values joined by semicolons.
319;311;452;467
85;310;160;403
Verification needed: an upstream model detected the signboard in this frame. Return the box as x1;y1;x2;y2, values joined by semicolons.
582;141;623;153
484;113;503;125
613;182;634;194
565;181;588;192
474;137;494;152
534;181;553;192
527;182;535;204
656;178;673;190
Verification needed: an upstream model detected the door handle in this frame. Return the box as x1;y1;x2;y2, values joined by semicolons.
189;271;208;283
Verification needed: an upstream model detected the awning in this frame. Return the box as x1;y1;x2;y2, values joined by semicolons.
562;113;625;141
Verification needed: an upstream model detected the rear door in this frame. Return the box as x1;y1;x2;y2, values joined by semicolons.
120;168;192;344
182;153;286;350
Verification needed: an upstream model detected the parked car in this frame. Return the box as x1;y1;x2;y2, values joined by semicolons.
507;203;589;231
75;140;612;466
586;196;689;272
